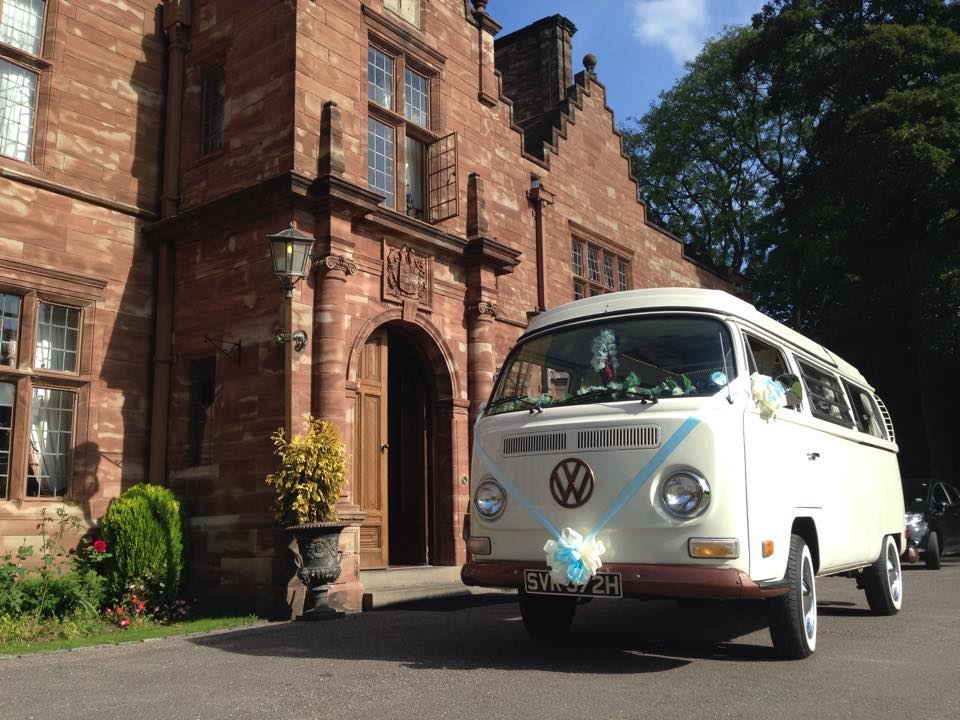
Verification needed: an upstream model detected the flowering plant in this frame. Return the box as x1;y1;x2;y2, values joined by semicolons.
104;580;191;629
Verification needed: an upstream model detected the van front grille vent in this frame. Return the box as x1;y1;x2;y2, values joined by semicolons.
577;425;661;451
502;432;567;456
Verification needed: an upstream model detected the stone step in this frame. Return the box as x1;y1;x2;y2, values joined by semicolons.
360;565;514;610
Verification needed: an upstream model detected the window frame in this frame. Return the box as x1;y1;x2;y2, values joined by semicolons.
0;265;98;503
842;379;886;439
742;331;801;412
795;357;855;428
382;0;421;29
366;35;454;223
0;0;47;164
571;235;632;300
199;65;225;157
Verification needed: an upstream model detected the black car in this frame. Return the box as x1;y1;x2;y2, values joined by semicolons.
903;479;960;569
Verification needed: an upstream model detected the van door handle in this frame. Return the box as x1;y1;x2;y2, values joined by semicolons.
807;451;820;461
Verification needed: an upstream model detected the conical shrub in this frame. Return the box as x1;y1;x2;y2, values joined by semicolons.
99;483;187;602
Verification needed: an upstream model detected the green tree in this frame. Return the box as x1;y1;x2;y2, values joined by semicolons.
621;26;809;274
741;0;960;479
623;0;960;479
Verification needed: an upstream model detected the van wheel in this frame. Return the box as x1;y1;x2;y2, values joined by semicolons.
863;535;903;615
518;590;576;641
924;532;941;570
768;534;817;659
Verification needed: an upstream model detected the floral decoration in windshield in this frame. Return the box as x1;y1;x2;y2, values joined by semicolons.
485;316;736;416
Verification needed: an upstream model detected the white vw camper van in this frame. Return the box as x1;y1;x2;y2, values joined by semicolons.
462;288;904;659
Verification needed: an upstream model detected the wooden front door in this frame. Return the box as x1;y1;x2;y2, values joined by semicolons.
358;330;389;569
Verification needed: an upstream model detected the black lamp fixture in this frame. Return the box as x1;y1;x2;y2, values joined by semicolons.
268;224;314;352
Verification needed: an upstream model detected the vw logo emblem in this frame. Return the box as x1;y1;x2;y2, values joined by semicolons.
549;458;595;509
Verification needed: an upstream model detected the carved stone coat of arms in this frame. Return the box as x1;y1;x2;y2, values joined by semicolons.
383;245;432;308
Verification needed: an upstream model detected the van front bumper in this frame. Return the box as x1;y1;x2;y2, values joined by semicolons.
461;560;788;600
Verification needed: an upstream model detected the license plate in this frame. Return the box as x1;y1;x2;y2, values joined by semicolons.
523;569;623;598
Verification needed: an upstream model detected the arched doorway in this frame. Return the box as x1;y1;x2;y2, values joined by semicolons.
355;320;453;569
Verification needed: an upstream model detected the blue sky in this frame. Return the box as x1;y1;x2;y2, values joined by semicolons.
489;0;766;124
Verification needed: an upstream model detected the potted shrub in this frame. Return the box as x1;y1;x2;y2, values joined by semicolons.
265;415;348;618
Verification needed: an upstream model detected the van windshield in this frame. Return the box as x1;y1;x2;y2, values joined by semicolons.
487;315;736;416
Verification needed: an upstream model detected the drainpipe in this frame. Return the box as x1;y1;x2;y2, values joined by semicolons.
527;175;554;313
148;1;190;484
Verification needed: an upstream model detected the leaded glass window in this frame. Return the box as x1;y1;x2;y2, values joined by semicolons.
404;68;428;127
0;292;20;366
0;58;36;161
35;302;80;372
367;46;393;108
367;117;394;208
26;387;74;498
572;238;630;300
0;0;44;55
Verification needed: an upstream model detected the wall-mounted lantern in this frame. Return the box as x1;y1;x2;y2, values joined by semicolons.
268;224;313;352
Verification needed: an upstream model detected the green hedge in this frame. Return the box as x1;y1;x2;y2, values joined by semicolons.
99;484;187;602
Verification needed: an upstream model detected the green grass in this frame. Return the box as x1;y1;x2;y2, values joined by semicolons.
0;615;262;656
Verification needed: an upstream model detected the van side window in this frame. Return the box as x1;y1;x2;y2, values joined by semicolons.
843;381;885;438
743;334;800;410
797;359;854;426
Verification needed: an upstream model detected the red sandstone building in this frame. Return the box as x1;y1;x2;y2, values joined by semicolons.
0;0;728;615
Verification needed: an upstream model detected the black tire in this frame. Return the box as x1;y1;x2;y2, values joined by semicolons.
768;534;817;659
518;590;577;641
924;531;941;570
863;535;903;615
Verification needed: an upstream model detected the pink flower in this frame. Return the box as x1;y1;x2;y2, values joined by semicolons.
92;539;108;553
138;601;146;611
118;619;131;629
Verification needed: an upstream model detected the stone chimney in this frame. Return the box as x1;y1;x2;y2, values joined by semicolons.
494;15;577;131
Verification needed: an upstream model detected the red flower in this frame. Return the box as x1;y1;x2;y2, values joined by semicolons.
138;601;146;611
115;607;124;615
118;619;131;629
92;539;108;553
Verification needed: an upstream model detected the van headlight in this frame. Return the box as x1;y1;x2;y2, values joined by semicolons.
474;478;507;520
660;471;710;518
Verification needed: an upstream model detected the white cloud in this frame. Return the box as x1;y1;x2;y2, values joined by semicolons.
631;0;710;64
630;0;765;65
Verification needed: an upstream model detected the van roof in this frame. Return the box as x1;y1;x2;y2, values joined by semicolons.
524;287;871;388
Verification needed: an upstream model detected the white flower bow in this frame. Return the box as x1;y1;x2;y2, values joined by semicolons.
751;372;787;420
543;528;605;587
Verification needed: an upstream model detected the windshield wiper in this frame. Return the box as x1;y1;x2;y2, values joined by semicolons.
484;394;543;413
555;386;658;407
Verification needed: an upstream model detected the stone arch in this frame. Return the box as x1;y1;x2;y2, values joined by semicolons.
346;308;462;403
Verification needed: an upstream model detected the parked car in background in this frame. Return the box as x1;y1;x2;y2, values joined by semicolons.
903;479;960;569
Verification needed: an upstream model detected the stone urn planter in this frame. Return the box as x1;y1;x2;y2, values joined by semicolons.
290;521;349;619
265;416;349;620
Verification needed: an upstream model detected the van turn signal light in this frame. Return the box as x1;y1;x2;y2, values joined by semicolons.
761;540;774;558
688;538;739;559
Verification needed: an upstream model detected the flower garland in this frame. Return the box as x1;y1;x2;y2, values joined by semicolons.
591;329;619;382
543;527;606;586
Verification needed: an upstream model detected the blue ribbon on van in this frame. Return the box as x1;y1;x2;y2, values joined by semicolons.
473;414;701;582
